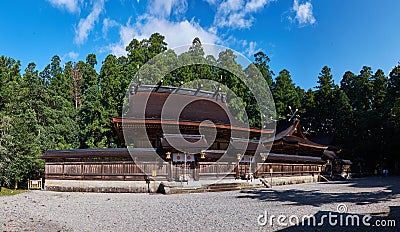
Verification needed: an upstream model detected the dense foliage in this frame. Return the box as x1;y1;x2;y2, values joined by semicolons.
0;33;399;187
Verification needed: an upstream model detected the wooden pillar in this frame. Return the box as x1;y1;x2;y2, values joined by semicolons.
194;162;199;181
123;162;126;181
62;160;65;179
167;160;173;181
235;162;240;179
101;162;104;180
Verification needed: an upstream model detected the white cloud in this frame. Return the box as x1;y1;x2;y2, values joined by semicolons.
102;18;119;38
245;0;270;12
245;41;257;57
74;0;105;45
225;36;259;57
203;0;217;5
149;0;188;19
220;0;243;13
214;0;272;29
106;17;220;57
66;51;79;60
107;20;136;56
142;18;220;48
47;0;80;13
291;0;316;27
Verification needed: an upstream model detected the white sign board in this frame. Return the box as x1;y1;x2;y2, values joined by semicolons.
239;155;253;163
173;153;195;162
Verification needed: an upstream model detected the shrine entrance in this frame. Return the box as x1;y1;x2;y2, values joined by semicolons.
171;153;198;181
237;155;254;179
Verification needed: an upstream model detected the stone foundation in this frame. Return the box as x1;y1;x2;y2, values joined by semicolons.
44;179;161;193
267;175;319;186
44;175;320;193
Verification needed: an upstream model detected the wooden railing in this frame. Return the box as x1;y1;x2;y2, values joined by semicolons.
256;163;322;177
197;162;237;179
28;179;43;190
45;161;322;181
45;161;169;181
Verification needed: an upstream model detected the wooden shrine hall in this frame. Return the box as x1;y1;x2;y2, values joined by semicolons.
41;85;332;192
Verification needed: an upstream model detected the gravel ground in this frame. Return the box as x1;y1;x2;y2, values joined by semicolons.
1;176;399;232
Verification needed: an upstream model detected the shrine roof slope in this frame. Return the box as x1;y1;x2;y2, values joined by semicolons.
274;119;328;150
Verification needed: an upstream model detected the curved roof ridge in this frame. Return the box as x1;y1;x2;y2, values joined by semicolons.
130;84;226;102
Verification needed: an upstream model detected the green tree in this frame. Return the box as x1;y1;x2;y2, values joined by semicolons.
126;33;168;66
331;89;353;148
384;64;400;171
386;64;400;116
216;49;249;123
342;66;374;111
253;51;274;86
313;66;337;134
271;69;301;119
371;69;387;110
97;54;131;147
76;54;103;148
0;58;43;188
300;88;316;130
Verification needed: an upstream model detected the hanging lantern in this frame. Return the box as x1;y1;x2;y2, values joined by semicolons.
236;153;242;161
200;151;205;159
166;152;171;159
260;153;267;162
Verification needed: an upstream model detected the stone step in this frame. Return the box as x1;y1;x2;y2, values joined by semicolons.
207;186;242;192
259;178;272;188
161;181;260;194
207;183;243;189
206;182;259;192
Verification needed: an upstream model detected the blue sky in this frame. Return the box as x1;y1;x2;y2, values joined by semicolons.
1;0;399;89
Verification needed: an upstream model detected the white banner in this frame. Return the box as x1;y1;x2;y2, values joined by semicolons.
239;155;253;163
173;153;195;162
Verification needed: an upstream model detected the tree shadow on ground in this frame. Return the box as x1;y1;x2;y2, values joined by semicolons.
244;177;400;231
238;176;400;207
330;176;400;193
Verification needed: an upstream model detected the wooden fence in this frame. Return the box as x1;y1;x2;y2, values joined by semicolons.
45;161;322;181
197;162;237;179
28;179;43;190
256;163;322;177
45;161;169;181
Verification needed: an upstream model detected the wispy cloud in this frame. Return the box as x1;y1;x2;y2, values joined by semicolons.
102;18;119;38
225;36;259;57
213;0;273;29
149;0;188;19
47;0;80;13
245;41;257;57
74;0;106;45
66;51;79;60
106;19;136;56
289;0;316;27
203;0;217;5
